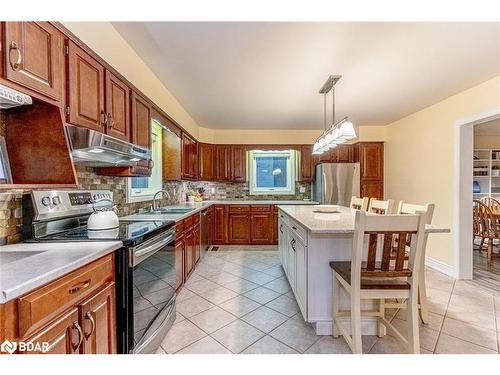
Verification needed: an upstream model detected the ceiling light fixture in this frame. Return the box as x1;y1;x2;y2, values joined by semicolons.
312;75;356;155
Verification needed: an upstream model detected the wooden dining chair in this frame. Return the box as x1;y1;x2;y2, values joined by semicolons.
330;210;427;354
367;198;395;215
480;196;500;211
473;199;500;265
350;196;370;211
382;201;435;325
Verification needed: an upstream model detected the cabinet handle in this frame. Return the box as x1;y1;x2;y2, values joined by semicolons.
100;110;108;126
84;311;95;340
279;224;283;234
71;321;84;351
292;226;297;231
107;113;114;129
68;279;91;294
9;41;22;71
291;238;296;252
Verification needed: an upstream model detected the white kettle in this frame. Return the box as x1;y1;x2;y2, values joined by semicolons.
87;199;119;231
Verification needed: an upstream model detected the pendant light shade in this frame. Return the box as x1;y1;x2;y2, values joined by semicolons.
312;75;356;154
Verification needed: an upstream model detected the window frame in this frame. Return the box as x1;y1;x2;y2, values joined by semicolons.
126;120;163;203
248;150;296;195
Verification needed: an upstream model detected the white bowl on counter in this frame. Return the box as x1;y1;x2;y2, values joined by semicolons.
313;204;341;213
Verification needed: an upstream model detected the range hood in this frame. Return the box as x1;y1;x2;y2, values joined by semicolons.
0;84;33;109
65;124;151;167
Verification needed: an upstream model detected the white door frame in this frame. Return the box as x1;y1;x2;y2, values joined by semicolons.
454;108;500;279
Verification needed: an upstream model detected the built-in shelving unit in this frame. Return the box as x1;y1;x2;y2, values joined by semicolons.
473;149;500;198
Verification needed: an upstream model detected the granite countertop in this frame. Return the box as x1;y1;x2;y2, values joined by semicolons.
277;205;451;234
120;200;318;223
0;241;122;303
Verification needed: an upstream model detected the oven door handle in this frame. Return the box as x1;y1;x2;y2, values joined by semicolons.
131;230;175;267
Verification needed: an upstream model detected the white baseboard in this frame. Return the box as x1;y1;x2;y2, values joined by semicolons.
425;256;456;278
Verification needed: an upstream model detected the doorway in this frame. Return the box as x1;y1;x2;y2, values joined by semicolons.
454;109;500;283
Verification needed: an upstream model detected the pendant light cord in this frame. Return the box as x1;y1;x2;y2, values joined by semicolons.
323;92;327;131
332;87;335;127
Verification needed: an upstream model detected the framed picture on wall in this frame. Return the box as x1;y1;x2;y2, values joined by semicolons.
0;136;12;184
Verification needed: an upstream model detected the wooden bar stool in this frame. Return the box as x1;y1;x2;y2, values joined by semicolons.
350;196;370;211
367;198;395;215
330;210;427;354
383;202;435;324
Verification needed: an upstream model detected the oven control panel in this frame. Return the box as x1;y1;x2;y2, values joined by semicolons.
30;190;114;220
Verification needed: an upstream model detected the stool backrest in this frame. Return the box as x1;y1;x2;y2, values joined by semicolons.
350;211;426;289
350;196;369;211
480;196;500;211
473;199;499;237
367;198;395;215
397;201;435;225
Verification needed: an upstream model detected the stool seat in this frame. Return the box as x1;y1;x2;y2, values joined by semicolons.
329;261;411;290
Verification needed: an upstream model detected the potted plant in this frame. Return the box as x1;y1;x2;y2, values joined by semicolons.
187;190;196;202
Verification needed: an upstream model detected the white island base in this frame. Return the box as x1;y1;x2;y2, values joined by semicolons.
277;205;449;336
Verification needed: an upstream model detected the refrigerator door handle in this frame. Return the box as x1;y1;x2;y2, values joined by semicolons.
323;171;327;203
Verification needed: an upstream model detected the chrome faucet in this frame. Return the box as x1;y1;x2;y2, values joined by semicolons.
151;190;171;211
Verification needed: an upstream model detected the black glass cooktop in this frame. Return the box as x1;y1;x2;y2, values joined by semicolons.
38;220;175;246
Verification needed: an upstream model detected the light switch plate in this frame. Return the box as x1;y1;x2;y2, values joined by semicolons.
299;186;306;193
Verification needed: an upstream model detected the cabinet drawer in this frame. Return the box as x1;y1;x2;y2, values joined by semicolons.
289;218;307;243
176;220;185;234
250;205;272;212
18;254;114;338
229;205;250;213
278;211;289;227
184;216;194;229
193;213;200;225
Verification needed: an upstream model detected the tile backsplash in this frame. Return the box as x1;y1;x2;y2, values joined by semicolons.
0;166;311;245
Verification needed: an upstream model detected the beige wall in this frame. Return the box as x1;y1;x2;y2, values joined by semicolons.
474;135;500;149
385;76;500;267
61;22;201;138
198;125;386;144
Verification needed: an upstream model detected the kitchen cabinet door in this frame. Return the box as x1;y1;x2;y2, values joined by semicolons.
228;213;250;244
67;40;105;132
272;206;278;245
287;238;297;293
181;133;195;180
131;91;151;149
359;142;383;180
337;144;353;163
174;237;185;291
361;180;384;200
299;145;315;182
191;140;199;180
193;224;201;264
250;212;273;244
21;308;80;354
3;22;63;102
185;229;194;277
199;143;215;180
230;146;246;182
105;71;130;142
278;219;289;274
213;205;227;244
294;238;307;318
216;145;230;181
79;282;116;354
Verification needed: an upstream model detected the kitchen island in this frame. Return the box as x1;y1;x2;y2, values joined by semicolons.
276;205;450;335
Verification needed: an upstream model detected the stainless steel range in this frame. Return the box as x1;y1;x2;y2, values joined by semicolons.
22;190;177;354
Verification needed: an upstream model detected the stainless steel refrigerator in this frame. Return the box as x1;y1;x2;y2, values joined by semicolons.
313;163;360;206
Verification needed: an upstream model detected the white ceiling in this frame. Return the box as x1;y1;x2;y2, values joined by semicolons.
475;118;500;135
112;22;500;129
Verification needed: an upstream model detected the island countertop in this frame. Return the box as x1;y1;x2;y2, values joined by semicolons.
277;205;450;234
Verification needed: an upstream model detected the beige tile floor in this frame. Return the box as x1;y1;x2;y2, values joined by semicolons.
156;246;500;354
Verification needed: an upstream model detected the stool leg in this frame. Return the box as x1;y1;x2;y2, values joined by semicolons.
378;299;386;337
407;287;420;354
332;271;340;338
351;290;362;354
418;258;429;324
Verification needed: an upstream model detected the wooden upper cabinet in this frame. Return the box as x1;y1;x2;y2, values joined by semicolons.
359;142;384;180
105;71;130;142
216;145;230;181
337;144;354;163
79;283;116;354
181;133;198;180
231;146;246;182
3;22;63;102
199;143;215;180
191;140;199;180
67;40;105;132
299;145;314;182
361;179;383;200
131;91;151;149
21;307;80;354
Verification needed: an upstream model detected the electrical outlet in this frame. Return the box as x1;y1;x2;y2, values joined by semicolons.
211;187;215;194
299;186;306;193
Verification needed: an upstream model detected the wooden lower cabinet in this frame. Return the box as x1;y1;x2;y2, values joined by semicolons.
213;205;228;244
174;235;185;292
193;224;201;264
250;212;274;244
228;213;250;243
185;229;194;278
175;212;202;289
21;307;80;354
78;283;116;354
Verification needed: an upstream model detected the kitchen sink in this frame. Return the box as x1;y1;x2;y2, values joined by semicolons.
150;208;195;214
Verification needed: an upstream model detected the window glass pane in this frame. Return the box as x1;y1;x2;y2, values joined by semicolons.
131;177;149;189
255;156;288;188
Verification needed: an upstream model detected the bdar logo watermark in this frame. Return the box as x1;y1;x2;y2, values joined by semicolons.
1;339;49;354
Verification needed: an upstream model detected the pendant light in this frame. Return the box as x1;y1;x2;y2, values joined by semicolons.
313;75;356;154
